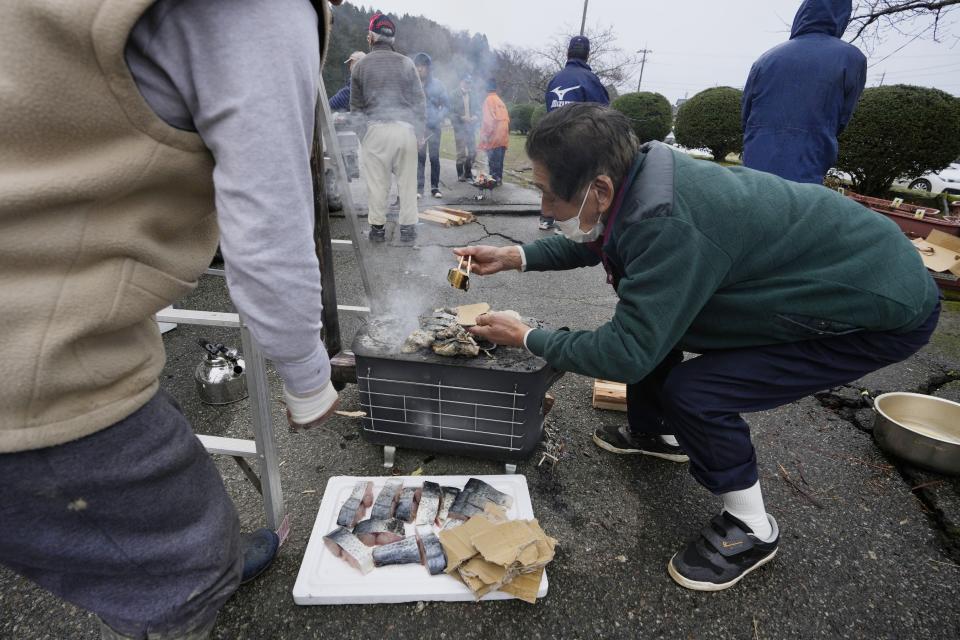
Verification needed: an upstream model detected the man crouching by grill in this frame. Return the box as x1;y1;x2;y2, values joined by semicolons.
455;103;940;591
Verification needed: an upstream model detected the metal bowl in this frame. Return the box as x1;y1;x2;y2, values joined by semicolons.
873;392;960;475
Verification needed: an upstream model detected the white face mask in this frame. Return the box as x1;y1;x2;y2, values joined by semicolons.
554;183;604;243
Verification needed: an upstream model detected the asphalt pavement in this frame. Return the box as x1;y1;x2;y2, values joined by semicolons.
2;209;959;640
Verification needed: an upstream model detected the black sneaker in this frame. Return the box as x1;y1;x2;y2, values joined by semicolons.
399;224;417;243
432;189;443;198
668;512;779;591
592;424;689;462
368;226;386;243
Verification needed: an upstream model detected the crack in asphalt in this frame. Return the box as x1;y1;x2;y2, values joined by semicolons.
407;220;528;250
814;368;960;562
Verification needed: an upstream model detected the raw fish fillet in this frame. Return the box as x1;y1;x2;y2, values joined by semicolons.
372;536;422;567
323;526;374;574
416;526;447;575
415;481;442;526
336;480;373;527
370;478;404;520
448;478;513;520
352;518;406;546
395;486;421;523
436;486;461;525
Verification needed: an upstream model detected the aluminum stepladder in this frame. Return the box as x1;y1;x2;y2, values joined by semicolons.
157;75;372;543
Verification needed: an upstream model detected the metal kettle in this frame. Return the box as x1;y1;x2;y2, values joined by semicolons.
195;338;248;405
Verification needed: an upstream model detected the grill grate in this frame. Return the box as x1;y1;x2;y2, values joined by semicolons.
358;371;528;453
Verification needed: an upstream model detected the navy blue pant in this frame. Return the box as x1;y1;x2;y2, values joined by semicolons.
417;126;441;192
628;304;941;494
486;146;506;182
0;391;241;638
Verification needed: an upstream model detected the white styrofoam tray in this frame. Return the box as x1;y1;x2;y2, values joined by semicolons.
293;474;549;605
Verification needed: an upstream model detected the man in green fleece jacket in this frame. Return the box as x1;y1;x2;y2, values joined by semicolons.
457;103;939;592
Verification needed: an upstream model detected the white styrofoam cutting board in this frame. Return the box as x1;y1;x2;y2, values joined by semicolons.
293;474;549;605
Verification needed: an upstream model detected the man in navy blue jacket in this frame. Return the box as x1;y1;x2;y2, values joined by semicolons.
329;51;365;111
414;52;450;198
541;35;609;229
742;0;866;184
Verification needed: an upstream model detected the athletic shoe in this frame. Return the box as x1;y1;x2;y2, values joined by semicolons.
368;226;386;243
538;217;555;230
399;224;417;243
668;512;779;591
592;424;689;462
458;176;467;182
417;192;423;200
432;189;443;198
240;528;280;584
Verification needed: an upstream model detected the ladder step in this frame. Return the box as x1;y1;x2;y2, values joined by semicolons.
198;434;258;457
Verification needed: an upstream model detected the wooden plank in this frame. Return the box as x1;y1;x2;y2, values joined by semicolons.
418;212;452;227
423;209;465;225
434;206;476;222
592;378;627;412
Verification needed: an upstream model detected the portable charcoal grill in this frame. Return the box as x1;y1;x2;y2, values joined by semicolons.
471;175;499;201
352;318;563;470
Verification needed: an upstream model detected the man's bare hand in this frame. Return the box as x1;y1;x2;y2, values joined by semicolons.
452;245;522;276
468;312;531;347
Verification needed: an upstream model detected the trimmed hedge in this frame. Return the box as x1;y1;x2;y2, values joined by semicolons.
837;84;960;196
674;87;744;161
531;104;548;129
509;103;536;134
611;91;673;143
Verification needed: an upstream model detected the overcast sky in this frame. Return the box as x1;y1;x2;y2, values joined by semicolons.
355;0;960;102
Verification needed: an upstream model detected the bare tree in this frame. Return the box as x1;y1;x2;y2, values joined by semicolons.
848;1;960;44
536;24;641;89
493;46;551;104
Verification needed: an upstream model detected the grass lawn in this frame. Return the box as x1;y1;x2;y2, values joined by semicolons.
438;127;534;188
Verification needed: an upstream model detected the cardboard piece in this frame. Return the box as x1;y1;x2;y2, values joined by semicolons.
500;567;545;604
471;521;539;567
441;512;559;602
455;303;491;327
438;514;495;573
912;230;960;276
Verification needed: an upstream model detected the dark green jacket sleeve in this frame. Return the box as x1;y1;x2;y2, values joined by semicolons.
525;217;732;383
521;235;601;271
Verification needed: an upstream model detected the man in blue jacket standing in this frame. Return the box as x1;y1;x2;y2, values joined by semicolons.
414;52;449;199
541;35;609;230
742;0;867;184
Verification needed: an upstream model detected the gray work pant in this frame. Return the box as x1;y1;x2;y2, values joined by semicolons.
0;391;242;639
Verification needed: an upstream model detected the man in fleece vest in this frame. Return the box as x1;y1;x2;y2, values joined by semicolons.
0;1;342;637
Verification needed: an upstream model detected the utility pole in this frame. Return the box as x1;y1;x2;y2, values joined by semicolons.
636;47;652;92
878;71;886;86
580;0;589;36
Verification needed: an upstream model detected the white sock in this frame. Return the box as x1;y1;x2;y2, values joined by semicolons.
721;481;774;541
660;434;679;447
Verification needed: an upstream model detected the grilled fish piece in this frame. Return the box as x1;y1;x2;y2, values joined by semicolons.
448;478;513;520
324;526;374;574
370;478;404;520
352;518;406;546
416;528;447;575
372;536;422;567
415;481;442;526
436;486;461;525
337;481;373;528
395;486;421;523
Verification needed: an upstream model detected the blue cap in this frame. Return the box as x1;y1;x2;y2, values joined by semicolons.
568;36;590;60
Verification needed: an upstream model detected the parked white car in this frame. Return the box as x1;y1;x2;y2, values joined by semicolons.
895;161;960;195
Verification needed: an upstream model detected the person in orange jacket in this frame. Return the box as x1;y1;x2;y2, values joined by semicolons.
478;77;510;184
